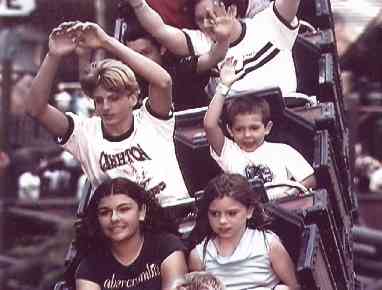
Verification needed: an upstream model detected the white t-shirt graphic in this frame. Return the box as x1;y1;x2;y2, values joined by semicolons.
211;139;314;199
58;100;188;202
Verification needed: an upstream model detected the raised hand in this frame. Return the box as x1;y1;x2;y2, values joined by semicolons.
207;2;237;43
49;25;78;57
67;22;110;50
219;57;241;87
56;21;91;56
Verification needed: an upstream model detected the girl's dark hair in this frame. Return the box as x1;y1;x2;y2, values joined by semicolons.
83;177;174;248
187;173;271;251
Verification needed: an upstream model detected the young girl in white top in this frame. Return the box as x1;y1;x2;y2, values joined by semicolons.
187;173;300;290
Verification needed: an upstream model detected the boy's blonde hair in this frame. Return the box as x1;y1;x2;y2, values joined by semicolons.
80;58;140;97
174;271;225;290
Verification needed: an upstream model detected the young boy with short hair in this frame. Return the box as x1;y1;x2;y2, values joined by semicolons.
204;58;316;200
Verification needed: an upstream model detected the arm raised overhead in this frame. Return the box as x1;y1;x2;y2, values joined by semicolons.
70;21;173;116
27;25;77;138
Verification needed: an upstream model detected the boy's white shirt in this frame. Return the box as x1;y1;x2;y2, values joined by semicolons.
58;99;188;202
210;138;314;200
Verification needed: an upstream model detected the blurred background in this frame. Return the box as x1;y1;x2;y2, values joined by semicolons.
1;0;382;289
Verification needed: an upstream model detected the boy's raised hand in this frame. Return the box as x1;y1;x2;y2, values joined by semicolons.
55;21;91;57
67;22;110;50
219;57;240;87
49;25;78;57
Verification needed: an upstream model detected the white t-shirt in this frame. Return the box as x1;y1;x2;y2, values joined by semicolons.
195;228;280;290
211;139;314;200
183;3;299;97
58;100;188;202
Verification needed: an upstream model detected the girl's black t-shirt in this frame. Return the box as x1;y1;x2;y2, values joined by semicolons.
76;232;185;290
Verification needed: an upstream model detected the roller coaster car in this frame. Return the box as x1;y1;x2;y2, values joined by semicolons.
55;184;354;290
297;0;333;30
297;224;336;290
265;202;305;266
314;129;355;221
286;101;346;163
318;52;347;134
287;104;353;213
262;196;345;290
280;101;353;216
291;33;345;138
272;189;354;290
294;29;337;97
300;29;337;55
55;89;358;290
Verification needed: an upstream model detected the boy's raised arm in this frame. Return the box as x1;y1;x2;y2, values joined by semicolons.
275;0;301;24
204;58;239;156
27;27;75;137
203;84;227;156
73;22;172;116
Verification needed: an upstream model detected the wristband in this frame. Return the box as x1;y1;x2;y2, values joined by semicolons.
215;83;231;97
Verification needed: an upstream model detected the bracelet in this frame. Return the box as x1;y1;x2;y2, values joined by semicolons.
131;0;145;10
215;82;231;97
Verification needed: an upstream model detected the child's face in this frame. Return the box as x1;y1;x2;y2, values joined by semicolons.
93;86;137;133
97;193;145;243
228;112;272;152
208;196;253;240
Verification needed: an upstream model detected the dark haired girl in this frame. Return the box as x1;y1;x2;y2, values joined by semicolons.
75;177;187;290
187;173;300;290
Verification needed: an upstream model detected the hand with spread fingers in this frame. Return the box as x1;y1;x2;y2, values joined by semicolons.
219;57;240;87
207;2;237;43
